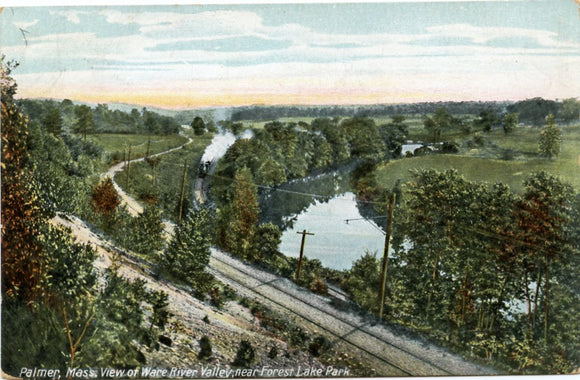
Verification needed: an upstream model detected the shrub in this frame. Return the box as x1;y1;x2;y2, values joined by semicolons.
233;340;256;367
198;336;212;360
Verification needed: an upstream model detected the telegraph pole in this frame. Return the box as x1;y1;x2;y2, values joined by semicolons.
378;193;396;320
296;229;314;281
126;145;132;189
178;160;188;224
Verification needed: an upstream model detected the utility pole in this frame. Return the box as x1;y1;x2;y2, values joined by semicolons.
296;229;314;281
178;160;188;224
378;193;396;320
126;145;132;189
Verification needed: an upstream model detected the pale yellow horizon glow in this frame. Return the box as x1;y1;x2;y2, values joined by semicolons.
14;68;576;110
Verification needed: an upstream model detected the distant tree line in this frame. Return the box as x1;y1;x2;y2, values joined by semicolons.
18;99;180;135
230;98;579;127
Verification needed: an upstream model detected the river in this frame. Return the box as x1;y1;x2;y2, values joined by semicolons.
200;133;415;271
259;169;385;271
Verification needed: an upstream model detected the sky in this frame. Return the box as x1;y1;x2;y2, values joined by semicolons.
1;0;579;109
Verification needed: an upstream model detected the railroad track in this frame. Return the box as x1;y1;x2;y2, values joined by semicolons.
208;250;492;377
106;135;492;377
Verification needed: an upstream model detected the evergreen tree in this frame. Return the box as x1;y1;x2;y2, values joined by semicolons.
42;106;63;135
218;167;259;259
74;105;95;145
160;208;212;287
129;204;165;257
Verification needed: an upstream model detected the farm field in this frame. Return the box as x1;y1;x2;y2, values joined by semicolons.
376;123;580;193
88;133;189;162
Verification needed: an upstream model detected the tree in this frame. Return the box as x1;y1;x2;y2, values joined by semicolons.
91;177;120;216
380;115;409;158
248;223;282;262
424;107;451;143
514;172;574;344
340;117;385;161
129;205;165;257
42;106;63;135
539;114;561;158
1;58;49;302
474;109;500;133
74;105;94;145
217;168;259;259
558;98;580;123
191;116;206;135
160;208;212;287
503;112;519;135
507;97;559;126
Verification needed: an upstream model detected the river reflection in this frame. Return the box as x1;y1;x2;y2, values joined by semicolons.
278;192;385;271
259;170;385;271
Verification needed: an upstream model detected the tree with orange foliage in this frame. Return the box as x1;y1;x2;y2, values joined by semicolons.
90;177;120;216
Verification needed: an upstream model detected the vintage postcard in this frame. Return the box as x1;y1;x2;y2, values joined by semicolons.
1;0;579;379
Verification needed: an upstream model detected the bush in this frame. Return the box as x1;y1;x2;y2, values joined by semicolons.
233;340;256;367
198;336;212;360
308;335;332;357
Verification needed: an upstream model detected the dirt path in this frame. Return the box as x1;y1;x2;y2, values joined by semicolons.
104;136;193;217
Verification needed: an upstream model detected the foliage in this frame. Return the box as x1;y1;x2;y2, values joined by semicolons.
379;115;409;158
473;109;501;132
74;105;95;144
159;207;213;289
340;117;386;161
507;98;559;126
538;114;561;158
191;116;206;135
91;177;121;216
217;167;260;259
198;336;213;359
345;167;580;373
233;340;257;367
1;59;49;303
1;65;168;375
42;106;63;136
558;98;580;123
503;112;519;134
343;251;381;313
247;222;282;262
424;107;452;143
129;204;165;257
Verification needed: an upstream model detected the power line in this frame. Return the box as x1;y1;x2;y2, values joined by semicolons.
206;172;388;206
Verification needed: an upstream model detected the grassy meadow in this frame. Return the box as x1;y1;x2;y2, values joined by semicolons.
88;133;189;163
376;123;580;193
114;133;214;220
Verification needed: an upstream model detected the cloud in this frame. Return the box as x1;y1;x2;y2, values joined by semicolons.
13;20;39;30
49;10;90;24
426;23;579;49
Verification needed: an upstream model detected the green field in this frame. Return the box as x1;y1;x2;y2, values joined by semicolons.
376;124;580;193
88;133;189;162
115;133;214;220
